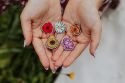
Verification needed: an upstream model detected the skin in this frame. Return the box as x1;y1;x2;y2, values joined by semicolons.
53;0;102;68
20;0;61;72
21;0;103;72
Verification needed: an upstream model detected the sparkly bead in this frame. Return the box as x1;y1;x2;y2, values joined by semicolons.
54;22;66;34
46;35;59;50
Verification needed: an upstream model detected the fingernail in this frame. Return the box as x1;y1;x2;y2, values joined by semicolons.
23;40;26;48
62;67;65;69
45;68;49;71
91;53;95;58
55;67;58;70
52;70;56;74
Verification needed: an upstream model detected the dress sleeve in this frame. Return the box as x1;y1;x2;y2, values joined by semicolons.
99;0;120;15
110;0;120;9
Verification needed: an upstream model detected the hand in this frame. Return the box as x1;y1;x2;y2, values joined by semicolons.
53;0;102;68
20;0;61;71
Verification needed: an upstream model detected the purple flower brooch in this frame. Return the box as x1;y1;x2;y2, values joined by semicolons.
61;36;75;51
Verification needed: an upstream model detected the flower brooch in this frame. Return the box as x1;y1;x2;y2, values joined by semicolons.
41;22;53;33
61;36;75;51
46;35;59;50
41;22;66;34
41;22;66;50
40;21;80;51
70;24;81;36
54;22;66;34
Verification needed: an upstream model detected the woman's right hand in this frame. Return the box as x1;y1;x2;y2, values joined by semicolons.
54;0;102;68
20;0;62;72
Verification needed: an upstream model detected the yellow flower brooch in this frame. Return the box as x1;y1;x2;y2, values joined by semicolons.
46;35;59;50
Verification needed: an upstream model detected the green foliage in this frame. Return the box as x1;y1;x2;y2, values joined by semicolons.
0;5;59;83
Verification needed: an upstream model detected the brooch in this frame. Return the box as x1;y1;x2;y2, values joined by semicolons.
61;36;75;51
41;22;53;33
70;24;81;36
46;35;59;50
54;22;66;34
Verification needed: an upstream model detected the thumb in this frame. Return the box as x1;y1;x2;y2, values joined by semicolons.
20;14;32;47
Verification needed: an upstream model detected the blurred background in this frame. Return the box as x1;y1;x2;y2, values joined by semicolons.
0;0;125;83
0;0;59;83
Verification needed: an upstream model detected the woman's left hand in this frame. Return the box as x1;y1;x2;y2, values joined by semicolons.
20;0;62;72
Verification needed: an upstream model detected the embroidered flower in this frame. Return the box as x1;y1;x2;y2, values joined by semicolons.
41;22;53;33
54;22;66;34
61;36;75;51
70;24;81;36
46;35;59;49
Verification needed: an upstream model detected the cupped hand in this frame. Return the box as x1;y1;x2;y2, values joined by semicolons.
53;0;102;68
20;0;61;71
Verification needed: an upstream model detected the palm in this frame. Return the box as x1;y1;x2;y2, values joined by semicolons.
32;0;62;71
21;0;62;71
54;0;101;68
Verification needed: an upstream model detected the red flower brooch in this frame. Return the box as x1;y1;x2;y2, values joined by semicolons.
41;22;53;33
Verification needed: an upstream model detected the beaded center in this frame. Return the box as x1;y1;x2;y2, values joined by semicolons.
50;40;55;45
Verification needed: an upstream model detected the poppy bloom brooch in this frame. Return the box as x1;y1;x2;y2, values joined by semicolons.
41;22;53;33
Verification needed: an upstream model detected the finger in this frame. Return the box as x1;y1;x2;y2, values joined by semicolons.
50;59;56;73
52;30;65;61
52;20;74;61
79;4;101;56
32;38;49;69
20;2;33;46
52;44;64;61
76;32;90;44
90;19;101;56
63;44;88;68
55;51;71;68
55;42;77;68
42;39;55;72
20;16;32;46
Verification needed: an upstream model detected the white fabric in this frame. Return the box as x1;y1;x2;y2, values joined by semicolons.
55;0;125;83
